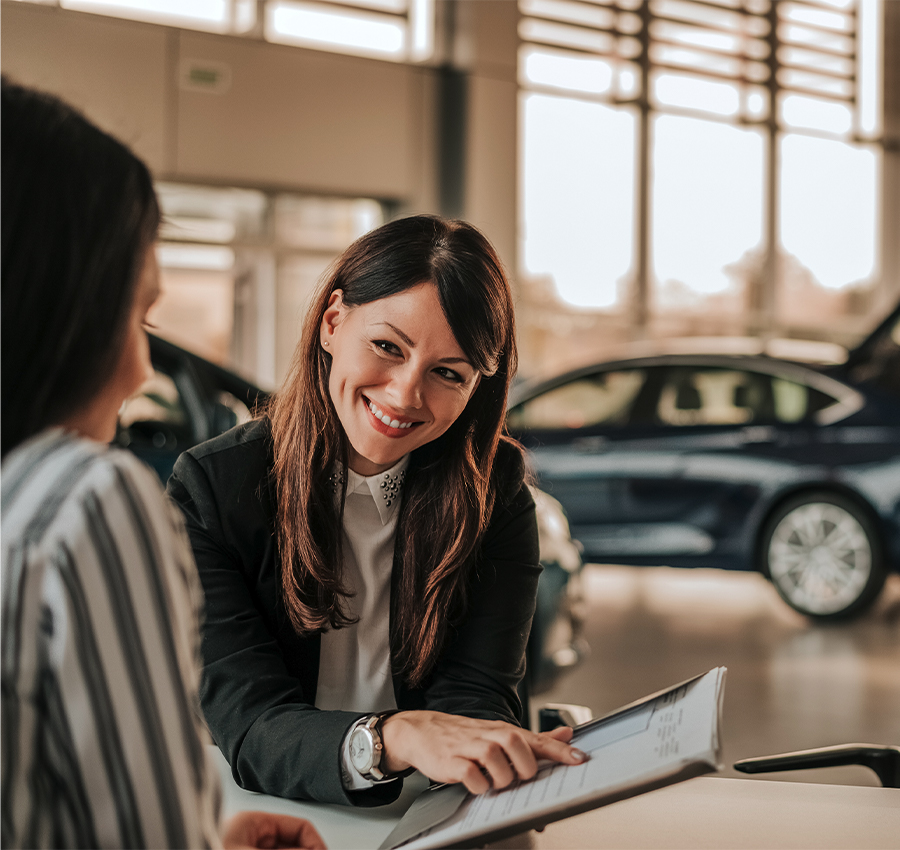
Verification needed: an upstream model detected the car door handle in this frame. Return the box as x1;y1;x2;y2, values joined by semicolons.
572;436;609;453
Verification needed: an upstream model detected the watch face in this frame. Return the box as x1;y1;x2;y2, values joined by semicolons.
350;728;375;772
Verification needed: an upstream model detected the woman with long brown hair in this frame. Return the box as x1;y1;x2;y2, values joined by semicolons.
168;215;586;807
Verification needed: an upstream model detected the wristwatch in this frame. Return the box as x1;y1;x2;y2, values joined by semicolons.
348;711;396;782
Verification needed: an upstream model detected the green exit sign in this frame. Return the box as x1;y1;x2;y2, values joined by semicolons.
179;59;231;94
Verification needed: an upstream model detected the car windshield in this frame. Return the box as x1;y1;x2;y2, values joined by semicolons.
848;310;900;397
508;369;646;431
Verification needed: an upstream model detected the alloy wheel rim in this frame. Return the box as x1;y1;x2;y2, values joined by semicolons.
768;502;871;615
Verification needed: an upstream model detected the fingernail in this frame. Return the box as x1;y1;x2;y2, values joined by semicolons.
571;749;587;762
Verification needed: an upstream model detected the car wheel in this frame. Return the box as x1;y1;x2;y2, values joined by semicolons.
761;491;887;619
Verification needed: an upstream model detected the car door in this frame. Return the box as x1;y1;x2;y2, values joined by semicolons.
509;358;849;569
508;365;690;560
623;362;793;567
618;360;868;569
511;363;752;564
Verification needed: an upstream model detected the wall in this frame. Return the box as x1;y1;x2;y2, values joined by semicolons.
1;2;170;172
454;0;519;279
0;1;441;213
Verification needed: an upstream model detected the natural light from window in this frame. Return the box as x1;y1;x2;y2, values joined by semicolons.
520;46;614;96
521;94;635;309
60;0;255;32
781;135;878;290
653;116;763;303
519;0;881;313
266;0;433;61
22;0;434;62
267;0;405;58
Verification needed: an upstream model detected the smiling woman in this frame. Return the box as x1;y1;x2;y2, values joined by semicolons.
167;215;585;808
321;283;482;474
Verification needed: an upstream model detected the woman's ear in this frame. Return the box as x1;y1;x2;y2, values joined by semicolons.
320;289;345;350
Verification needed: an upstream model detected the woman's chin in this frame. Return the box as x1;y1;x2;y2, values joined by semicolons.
347;446;404;476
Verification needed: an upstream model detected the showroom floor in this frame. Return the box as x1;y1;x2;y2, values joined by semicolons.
534;565;900;787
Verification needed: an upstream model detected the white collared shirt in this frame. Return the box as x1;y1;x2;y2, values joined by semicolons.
316;455;409;789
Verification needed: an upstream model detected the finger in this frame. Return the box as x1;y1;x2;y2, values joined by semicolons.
295;820;327;850
495;729;539;781
249;813;327;850
530;732;587;765
458;760;492;795
545;725;574;743
475;740;517;790
277;816;327;850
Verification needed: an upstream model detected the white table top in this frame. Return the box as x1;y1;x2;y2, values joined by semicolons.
213;747;429;850
528;776;900;850
213;748;900;850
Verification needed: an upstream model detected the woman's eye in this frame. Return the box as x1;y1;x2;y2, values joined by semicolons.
435;367;464;383
374;340;401;355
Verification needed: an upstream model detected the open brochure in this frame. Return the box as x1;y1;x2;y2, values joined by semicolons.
380;667;726;850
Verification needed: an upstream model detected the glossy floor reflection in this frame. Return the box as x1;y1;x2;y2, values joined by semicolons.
535;565;900;787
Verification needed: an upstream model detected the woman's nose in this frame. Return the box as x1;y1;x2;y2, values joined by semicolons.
388;365;423;409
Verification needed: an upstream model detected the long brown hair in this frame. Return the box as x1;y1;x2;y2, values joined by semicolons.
269;215;519;686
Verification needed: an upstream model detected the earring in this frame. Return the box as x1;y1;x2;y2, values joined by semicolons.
323;340;329;347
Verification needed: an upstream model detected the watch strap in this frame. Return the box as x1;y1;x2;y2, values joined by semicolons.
371;711;417;779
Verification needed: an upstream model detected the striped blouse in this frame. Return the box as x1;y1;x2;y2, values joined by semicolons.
1;429;222;849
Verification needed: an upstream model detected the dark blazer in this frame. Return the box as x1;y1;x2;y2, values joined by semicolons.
167;419;541;807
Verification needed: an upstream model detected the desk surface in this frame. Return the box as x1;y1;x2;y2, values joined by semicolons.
213;748;900;850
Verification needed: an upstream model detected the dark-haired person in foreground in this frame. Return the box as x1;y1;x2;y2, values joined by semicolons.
168;214;587;808
0;78;324;850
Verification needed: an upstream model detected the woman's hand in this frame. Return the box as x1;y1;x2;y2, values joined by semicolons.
380;711;587;795
222;811;327;850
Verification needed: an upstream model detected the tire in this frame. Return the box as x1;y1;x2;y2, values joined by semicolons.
760;491;887;620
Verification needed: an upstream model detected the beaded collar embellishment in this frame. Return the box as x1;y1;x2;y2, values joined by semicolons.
378;469;406;508
328;467;407;508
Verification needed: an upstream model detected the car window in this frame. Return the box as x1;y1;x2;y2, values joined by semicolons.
120;370;187;430
117;369;192;451
848;310;900;397
217;390;253;426
655;367;839;426
508;369;646;431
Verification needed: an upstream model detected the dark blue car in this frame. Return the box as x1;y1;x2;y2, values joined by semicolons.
507;305;900;620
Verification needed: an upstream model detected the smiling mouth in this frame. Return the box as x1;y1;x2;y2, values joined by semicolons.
365;398;420;431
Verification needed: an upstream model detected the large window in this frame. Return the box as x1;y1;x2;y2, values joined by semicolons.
12;0;435;62
519;0;884;370
521;95;635;309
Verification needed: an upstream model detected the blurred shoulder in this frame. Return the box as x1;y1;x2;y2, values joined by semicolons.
3;429;161;518
2;429;177;554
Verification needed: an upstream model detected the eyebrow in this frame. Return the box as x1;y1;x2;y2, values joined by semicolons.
379;322;473;367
